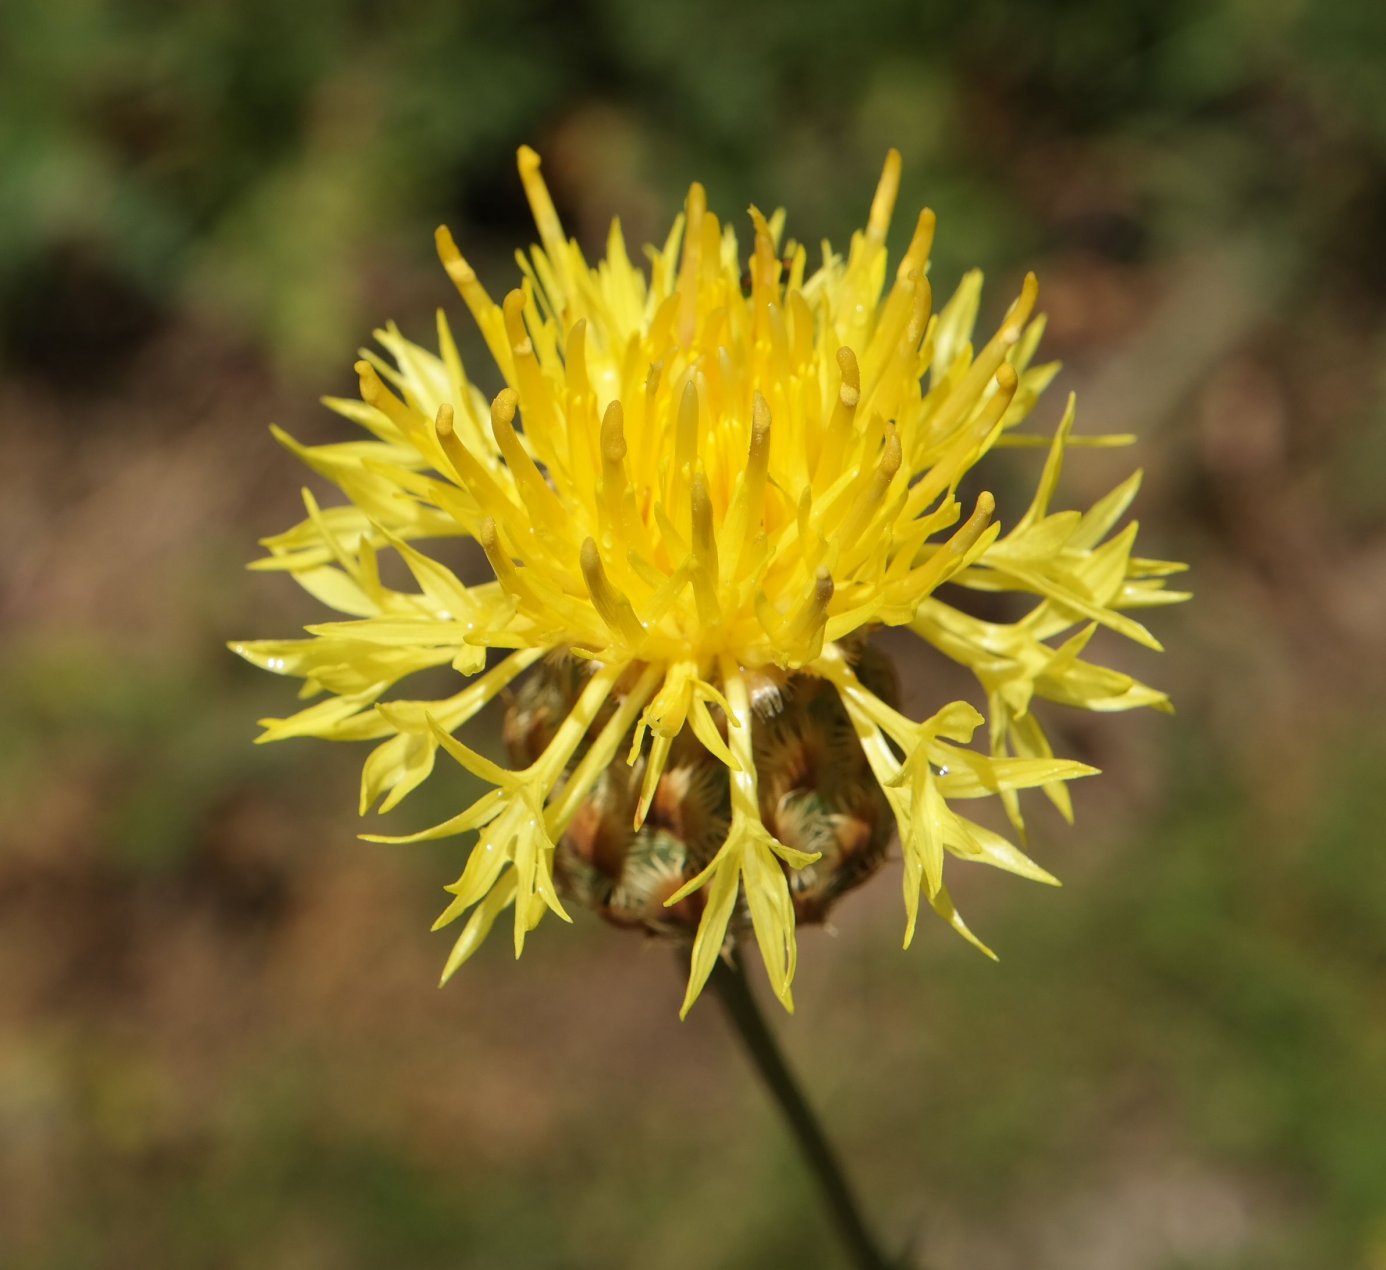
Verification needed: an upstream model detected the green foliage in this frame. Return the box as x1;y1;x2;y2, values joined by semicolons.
3;1;1384;1266
4;0;1383;368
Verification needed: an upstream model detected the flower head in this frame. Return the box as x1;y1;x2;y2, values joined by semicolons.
234;147;1187;1016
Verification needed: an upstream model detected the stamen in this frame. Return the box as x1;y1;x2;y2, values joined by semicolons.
813;347;860;482
948;491;996;558
599;400;631;544
433;405;527;542
502;288;534;359
434;227;510;373
858;267;932;421
355;360;429;449
866;148;902;244
501;289;563;468
748;207;781;306
632;359;662;483
690;467;721;627
489;388;564;533
432;400;460;461
917;281;1035;464
785;567;833;664
720;392;771;581
858;274;934;427
676;182;707;347
786;289;814;368
835;424;902;548
895;208;937;283
887;493;998;613
478;517;541;611
516;145;570;293
564;319;591;400
673;375;700;493
563;320;596;499
906;363;1019;515
580;537;645;646
746;391;772;510
903;271;932;349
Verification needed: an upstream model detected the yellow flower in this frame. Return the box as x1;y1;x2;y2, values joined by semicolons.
233;147;1187;1017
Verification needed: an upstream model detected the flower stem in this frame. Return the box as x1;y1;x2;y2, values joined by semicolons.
708;943;907;1270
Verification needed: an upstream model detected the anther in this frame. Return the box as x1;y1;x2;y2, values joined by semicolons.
433;402;465;476
895;208;937;283
674;376;700;477
747;392;771;487
860;423;903;507
946;492;996;558
491;387;520;436
598;401;633;546
502;290;533;357
676;183;707;347
565;320;591;396
601;400;627;465
516;146;567;269
580;538;645;646
866;149;902;244
690;468;721;626
814;349;859;483
1001;272;1039;342
785;567;834;659
478;516;530;604
837;347;860;409
902;272;932;348
434;226;476;285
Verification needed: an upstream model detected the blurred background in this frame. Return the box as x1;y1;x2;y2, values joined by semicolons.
2;1;1385;1267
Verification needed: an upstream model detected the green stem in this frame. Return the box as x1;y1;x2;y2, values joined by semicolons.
708;944;907;1270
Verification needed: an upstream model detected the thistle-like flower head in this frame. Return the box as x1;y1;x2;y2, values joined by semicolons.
234;148;1187;1015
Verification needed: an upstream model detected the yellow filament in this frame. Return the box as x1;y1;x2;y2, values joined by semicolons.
785;567;834;664
689;468;720;628
895;208;937;282
914;280;1036;468
516;145;571;298
432;405;527;545
434;227;510;376
720;392;771;583
478;517;542;614
563;320;596;502
906;363;1019;515
598;400;633;549
354;360;430;450
746;391;772;507
948;491;996;557
676;182;707;347
579;538;644;646
834;424;903;549
673;376;700;495
488;388;564;536
813;347;861;484
866;148;902;244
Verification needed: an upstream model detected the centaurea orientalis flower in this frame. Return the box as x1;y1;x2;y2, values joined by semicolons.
234;147;1187;1017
